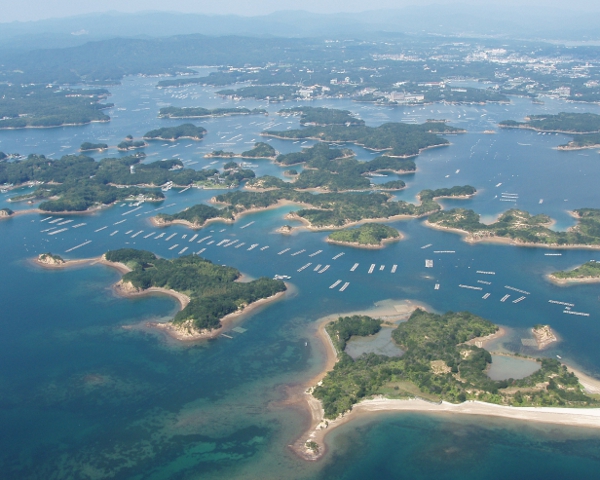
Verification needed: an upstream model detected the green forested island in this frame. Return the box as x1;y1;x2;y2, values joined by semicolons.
424;87;509;104
327;224;400;247
550;261;600;281
143;124;207;141
558;133;600;150
104;249;286;331
117;136;148;151
154;204;233;228
0;208;14;217
263;121;464;157
158;106;267;118
80;142;109;152
156;77;207;88
313;310;596;419
217;86;299;101
278;107;364;126
428;208;600;246
0;85;112;129
207;142;277;159
499;112;600;133
2;153;220;212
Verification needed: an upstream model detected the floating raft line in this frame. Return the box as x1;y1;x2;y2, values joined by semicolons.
297;263;312;272
350;263;359;272
434;284;440;290
48;228;68;236
155;233;165;239
260;246;269;251
235;243;245;249
459;284;482;291
278;248;291;255
240;221;254;229
549;300;575;307
309;250;323;257
505;285;530;295
57;219;73;226
122;206;142;216
94;226;108;232
114;219;126;225
291;249;305;256
197;236;211;243
545;253;562;256
482;293;490;299
48;218;64;224
131;230;143;238
179;247;188;254
421;244;432;249
318;265;330;274
391;265;397;273
144;232;156;239
433;250;455;254
313;264;322;271
563;310;590;317
379;265;385;271
247;243;259;251
476;271;495;275
110;231;118;236
339;282;350;292
221;334;233;339
165;233;177;241
330;280;342;289
477;280;492;285
500;294;510;302
368;264;376;274
168;244;179;250
189;234;198;242
65;240;92;253
332;253;344;260
197;248;206;254
40;217;52;222
125;230;133;235
513;296;526;303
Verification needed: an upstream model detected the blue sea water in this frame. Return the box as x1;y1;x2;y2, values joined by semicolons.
1;74;600;478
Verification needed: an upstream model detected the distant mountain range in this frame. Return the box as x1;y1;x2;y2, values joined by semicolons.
1;5;599;53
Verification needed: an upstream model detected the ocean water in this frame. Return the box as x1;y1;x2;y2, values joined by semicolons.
1;74;600;478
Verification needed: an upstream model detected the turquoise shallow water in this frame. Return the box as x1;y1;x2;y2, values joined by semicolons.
1;75;600;478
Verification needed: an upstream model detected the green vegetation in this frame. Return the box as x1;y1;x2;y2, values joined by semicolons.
326;315;383;353
38;252;64;263
158;106;267;118
156;204;233;228
104;249;286;331
0;85;112;129
2;153;220;212
500;112;600;133
117;138;147;151
241;142;276;158
313;309;598;419
80;142;108;152
278;107;364;126
223;161;239;170
263;121;463;157
558;133;600;150
275;143;353;166
552;261;600;280
424;87;509;104
213;185;474;228
217;86;299;101
328;224;400;247
144;124;206;141
207;150;235;158
428;207;600;246
0;208;14;217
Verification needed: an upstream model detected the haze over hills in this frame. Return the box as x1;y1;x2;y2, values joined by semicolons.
1;4;600;53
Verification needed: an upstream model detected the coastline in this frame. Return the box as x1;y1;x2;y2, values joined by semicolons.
325;234;403;250
499;125;600;135
547;273;600;285
424;220;600;250
291;302;600;461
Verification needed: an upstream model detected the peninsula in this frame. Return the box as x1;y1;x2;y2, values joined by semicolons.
158;106;267;118
427;208;600;248
297;308;599;460
499;112;600;134
549;261;600;284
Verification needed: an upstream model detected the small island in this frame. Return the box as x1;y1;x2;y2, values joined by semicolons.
158;106;267;118
278;107;364;126
0;208;14;219
532;325;558;349
80;142;109;152
557;133;600;151
103;249;287;339
427;208;600;248
549;260;600;284
151;204;234;229
205;142;277;160
499;112;600;134
327;224;401;248
117;136;148;151
143;124;206;141
297;308;598;460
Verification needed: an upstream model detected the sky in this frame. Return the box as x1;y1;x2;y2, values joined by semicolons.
3;0;600;23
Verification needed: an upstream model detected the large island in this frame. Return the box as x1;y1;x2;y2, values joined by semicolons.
297;308;599;460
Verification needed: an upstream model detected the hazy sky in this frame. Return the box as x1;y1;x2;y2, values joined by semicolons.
3;0;600;23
